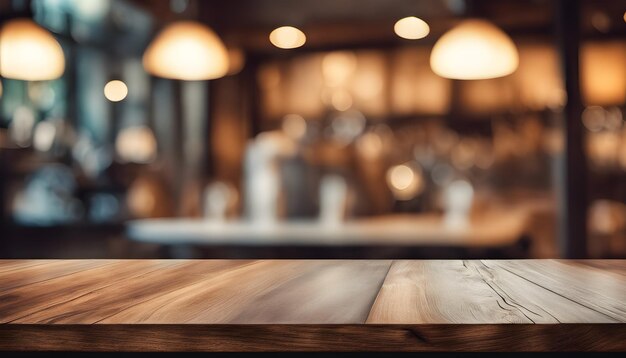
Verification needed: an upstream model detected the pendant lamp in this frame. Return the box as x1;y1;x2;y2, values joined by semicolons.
0;18;65;81
143;21;229;81
430;19;518;80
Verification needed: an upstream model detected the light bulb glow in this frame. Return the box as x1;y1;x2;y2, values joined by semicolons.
0;18;65;81
269;26;306;49
430;19;519;80
104;80;128;102
394;16;430;40
143;21;229;80
386;163;424;200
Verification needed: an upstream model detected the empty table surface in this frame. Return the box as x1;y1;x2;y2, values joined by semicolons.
0;259;625;351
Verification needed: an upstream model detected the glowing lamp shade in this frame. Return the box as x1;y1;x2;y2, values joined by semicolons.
394;17;430;40
143;21;229;81
269;26;306;49
430;20;519;80
0;19;65;81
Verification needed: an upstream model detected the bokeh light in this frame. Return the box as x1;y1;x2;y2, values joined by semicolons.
103;80;128;102
386;163;424;200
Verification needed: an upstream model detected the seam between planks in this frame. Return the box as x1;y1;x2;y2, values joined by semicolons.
364;260;395;324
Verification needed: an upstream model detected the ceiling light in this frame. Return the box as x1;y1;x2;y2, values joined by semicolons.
143;21;229;81
0;18;65;81
394;16;430;40
430;19;519;80
269;26;306;49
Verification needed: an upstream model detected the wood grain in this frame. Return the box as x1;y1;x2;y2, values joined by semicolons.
1;260;391;324
0;259;625;351
0;325;624;352
485;260;626;322
367;260;625;323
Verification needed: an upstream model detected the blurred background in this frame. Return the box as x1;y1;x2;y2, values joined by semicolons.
0;0;625;259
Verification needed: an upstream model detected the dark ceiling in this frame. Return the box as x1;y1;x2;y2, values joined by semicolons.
129;0;626;52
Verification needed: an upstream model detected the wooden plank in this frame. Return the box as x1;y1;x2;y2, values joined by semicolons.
0;324;624;352
11;260;256;324
97;260;391;324
367;260;621;323
0;260;187;323
485;260;626;322
569;260;626;276
0;259;113;290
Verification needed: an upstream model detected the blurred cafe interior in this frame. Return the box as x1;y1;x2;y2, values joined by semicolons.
0;0;625;259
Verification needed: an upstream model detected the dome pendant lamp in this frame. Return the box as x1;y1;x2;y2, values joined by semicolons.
430;19;519;80
142;20;229;81
0;18;65;81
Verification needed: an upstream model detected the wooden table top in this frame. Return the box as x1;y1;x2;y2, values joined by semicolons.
1;259;625;351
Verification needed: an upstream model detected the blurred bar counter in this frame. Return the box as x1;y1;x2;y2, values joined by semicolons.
126;203;548;259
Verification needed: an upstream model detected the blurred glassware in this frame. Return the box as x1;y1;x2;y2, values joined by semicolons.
12;164;83;225
318;175;348;226
88;193;120;223
327;109;366;145
71;0;110;20
431;162;456;187
28;81;56;111
243;131;292;225
143;21;229;80
203;181;238;221
72;133;112;178
9;106;36;147
443;179;474;229
32;120;57;152
0;18;65;81
430;19;518;80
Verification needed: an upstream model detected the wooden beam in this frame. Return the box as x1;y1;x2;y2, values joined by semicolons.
555;0;588;258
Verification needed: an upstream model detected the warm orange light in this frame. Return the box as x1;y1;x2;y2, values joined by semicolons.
0;18;65;81
269;26;306;49
386;163;424;200
103;80;128;102
143;21;229;80
430;19;518;80
581;41;626;106
227;47;245;75
115;126;157;163
394;16;430;40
